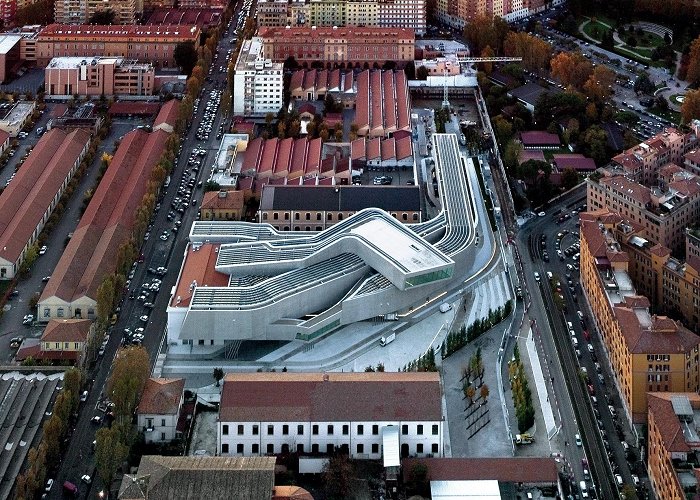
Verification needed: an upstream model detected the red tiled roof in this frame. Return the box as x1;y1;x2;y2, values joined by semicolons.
519;149;546;163
648;393;694;453
41;319;91;343
145;7;222;27
685;149;700;164
108;101;161;116
220;372;441;422
41;129;171;304
395;135;412;160
201;190;244;211
599;175;652;205
297;102;316;116
272;486;314;500
402;458;559;484
154;99;179;130
171;244;229;308
0;129;9;147
351;138;365;160
138;378;185;415
616;307;700;354
353;70;410;136
367;138;381;160
0;128;90;265
649;244;670;257
39;23;200;41
520;131;560;146
289;70;304;91
381;137;395;160
553;153;596;171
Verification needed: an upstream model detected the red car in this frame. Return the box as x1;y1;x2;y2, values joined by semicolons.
583;330;590;341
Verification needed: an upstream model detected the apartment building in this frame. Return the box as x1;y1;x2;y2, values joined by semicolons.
36;24;200;69
45;57;155;98
258;26;415;67
587;172;700;256
54;0;137;24
647;393;700;499
218;372;444;460
580;210;700;425
232;37;283;116
609;127;697;185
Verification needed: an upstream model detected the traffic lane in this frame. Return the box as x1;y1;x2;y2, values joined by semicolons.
0;108;54;186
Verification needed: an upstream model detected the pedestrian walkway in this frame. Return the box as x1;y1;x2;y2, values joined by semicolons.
525;328;557;439
465;271;511;326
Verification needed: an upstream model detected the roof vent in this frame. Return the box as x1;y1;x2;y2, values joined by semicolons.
323;373;329;382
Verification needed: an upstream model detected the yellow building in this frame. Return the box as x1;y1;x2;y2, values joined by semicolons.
647;392;700;499
580;210;700;425
199;190;245;221
16;318;94;366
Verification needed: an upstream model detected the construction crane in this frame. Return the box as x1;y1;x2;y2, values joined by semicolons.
442;56;524;108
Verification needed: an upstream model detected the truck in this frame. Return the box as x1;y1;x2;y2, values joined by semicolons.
380;333;396;346
514;433;534;445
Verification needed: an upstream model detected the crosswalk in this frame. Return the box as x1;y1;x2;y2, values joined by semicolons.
465;271;511;326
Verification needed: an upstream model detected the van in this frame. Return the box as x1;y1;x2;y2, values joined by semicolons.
579;480;589;498
439;302;452;313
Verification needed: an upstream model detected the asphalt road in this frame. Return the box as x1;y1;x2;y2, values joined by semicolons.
516;187;649;499
46;10;243;498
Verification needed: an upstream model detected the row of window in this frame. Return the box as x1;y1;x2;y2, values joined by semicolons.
221;442;439;455
263;212;418;222
222;423;439;436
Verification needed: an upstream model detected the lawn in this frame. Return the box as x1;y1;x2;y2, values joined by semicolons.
648;106;681;124
670;94;685;105
582;20;607;42
615;45;654;60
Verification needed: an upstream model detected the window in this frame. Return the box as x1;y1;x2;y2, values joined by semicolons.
317;213;322;220
222;425;229;435
297;444;304;453
161;419;166;427
222;443;229;453
267;443;274;454
298;425;304;435
432;424;439;435
312;424;319;435
357;443;364;454
357;424;364;435
327;213;333;220
432;443;438;453
372;424;379;435
402;424;408;435
283;425;289;435
417;424;423;435
57;307;64;317
312;443;319;453
327;444;334;454
252;444;259;453
238;425;244;435
43;308;50;318
237;443;244;453
327;425;334;435
268;425;274;435
253;425;259;435
342;424;349;435
372;443;379;454
417;443;423;453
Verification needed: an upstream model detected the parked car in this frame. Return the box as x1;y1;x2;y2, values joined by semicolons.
39;245;47;255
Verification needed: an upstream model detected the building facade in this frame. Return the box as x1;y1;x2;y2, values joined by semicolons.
258;26;415;67
200;190;245;221
218;372;444;460
232;37;283;116
45;57;155;98
580;210;700;425
137;378;185;444
647;393;700;499
55;0;136;24
256;0;425;34
587;172;700;256
36;24;200;69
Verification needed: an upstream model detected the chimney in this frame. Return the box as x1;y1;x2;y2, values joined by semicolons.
218;190;228;198
323;373;329;382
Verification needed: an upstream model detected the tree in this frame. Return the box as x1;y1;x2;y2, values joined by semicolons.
681;89;700;124
407;462;430;496
96;275;116;324
491;115;513;147
322;453;353;500
89;9;115;24
416;65;429;81
376;362;385;372
550;52;593;90
63;367;83;413
213;367;224;386
107;346;150;425
480;46;495;74
561;168;580;190
174;42;198;76
583;65;616;102
404;60;416;79
95;426;128;488
463;14;510;55
503;140;522;176
634;72;655;95
465;385;476;406
480;384;490;402
504;31;553;73
580;125;609;165
621;484;639;500
685;36;700;85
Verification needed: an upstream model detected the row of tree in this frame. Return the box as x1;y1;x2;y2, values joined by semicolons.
400;347;437;372
510;344;535;432
15;368;83;499
95;346;151;489
441;301;513;359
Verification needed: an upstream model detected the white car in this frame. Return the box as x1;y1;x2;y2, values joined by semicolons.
39;245;47;255
631;474;640;486
22;314;33;325
80;390;88;402
45;479;54;492
81;475;92;484
140;315;149;323
575;434;582;447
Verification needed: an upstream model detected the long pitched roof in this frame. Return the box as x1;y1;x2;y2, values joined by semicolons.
0;128;90;265
220;372;442;422
40;128;171;303
402;458;559;484
118;456;275;500
41;319;91;343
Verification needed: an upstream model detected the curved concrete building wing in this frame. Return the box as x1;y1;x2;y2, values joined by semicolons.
169;134;479;343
